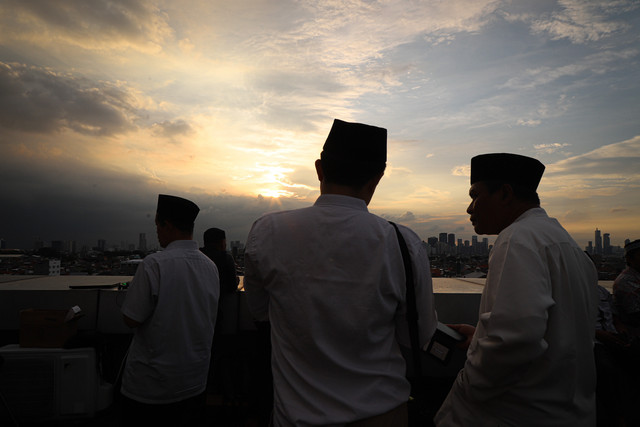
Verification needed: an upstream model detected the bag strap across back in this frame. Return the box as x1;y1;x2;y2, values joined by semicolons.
389;221;422;379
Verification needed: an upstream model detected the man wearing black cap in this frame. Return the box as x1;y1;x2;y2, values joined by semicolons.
120;194;220;426
435;153;599;426
244;119;437;426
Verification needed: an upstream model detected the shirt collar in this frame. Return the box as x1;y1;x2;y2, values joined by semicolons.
513;206;547;224
164;240;198;250
314;194;368;211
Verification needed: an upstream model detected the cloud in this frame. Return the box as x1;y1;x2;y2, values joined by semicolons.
534;142;572;154
529;0;637;44
611;208;628;213
451;165;470;177
540;135;640;204
0;0;174;53
0;62;139;136
151;119;194;139
517;119;542;127
501;49;639;91
548;135;640;175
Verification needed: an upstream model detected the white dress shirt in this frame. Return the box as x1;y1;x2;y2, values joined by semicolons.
121;240;220;404
245;194;437;426
436;208;598;426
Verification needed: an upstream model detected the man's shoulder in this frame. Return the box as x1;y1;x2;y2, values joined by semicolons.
500;208;570;242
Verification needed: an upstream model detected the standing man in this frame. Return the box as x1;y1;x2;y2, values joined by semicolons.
435;153;599;426
244;119;437;426
120;194;220;426
201;227;239;296
613;239;640;339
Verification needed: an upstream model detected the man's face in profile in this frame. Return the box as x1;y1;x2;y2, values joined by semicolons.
155;215;170;248
467;181;504;235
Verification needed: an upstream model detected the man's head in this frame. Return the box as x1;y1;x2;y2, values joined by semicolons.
203;227;227;251
624;239;640;270
318;119;386;188
155;194;199;247
467;153;545;235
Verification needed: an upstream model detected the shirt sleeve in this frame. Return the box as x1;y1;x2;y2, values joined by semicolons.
244;220;270;322
462;240;554;401
121;258;157;324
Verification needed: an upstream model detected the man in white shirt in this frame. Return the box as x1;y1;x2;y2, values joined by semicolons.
435;153;599;427
120;194;220;426
244;119;437;426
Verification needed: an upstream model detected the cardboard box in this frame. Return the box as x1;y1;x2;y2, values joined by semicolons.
19;308;81;348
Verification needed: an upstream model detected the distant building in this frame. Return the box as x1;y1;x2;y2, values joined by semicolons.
595;228;602;255
67;240;77;254
33;259;61;276
604;233;611;255
139;233;147;252
97;239;106;252
51;241;64;252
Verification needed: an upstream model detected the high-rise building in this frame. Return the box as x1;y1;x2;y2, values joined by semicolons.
139;233;147;252
603;233;611;255
595;228;602;255
439;233;448;243
97;239;106;252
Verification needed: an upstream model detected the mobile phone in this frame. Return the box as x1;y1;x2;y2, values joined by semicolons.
435;322;465;342
425;321;465;364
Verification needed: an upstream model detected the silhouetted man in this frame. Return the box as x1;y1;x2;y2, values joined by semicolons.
435;154;598;426
201;227;238;295
120;194;219;426
245;119;437;426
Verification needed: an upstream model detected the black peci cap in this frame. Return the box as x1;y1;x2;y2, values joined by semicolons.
470;153;545;191
156;194;199;224
321;119;387;165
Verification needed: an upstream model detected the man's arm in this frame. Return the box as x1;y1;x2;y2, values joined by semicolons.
121;260;155;329
243;223;270;322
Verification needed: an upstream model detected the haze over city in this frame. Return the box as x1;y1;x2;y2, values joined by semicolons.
1;0;639;251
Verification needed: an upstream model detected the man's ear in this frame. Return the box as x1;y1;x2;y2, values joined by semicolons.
315;159;324;182
501;183;515;203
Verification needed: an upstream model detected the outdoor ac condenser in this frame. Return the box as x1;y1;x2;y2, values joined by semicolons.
0;345;107;422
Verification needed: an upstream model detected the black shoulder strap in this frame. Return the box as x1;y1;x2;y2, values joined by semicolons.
389;221;422;378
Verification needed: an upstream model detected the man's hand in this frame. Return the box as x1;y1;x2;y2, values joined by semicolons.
447;323;476;350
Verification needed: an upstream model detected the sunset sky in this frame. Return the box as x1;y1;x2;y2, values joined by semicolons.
1;0;639;251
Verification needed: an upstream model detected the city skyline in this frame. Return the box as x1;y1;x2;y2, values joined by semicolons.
1;1;639;251
9;226;631;257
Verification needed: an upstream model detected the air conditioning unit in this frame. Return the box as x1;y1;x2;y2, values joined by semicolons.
0;345;112;423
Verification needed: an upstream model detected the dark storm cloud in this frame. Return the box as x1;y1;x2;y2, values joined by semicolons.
4;0;167;47
0;62;138;136
0;151;309;250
